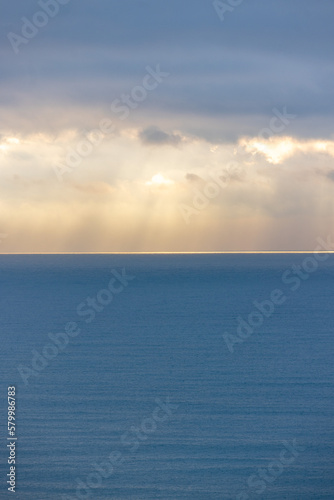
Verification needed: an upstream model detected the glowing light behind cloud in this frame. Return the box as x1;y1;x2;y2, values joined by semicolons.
0;129;333;253
0;137;21;153
240;137;334;164
1;0;334;252
145;174;175;187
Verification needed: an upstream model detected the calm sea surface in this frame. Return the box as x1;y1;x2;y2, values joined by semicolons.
0;254;333;499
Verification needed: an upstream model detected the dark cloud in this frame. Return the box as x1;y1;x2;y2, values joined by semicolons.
2;0;333;59
327;170;334;182
139;126;182;146
185;173;203;183
1;0;334;141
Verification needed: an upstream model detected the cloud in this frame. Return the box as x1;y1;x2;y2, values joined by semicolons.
239;137;334;164
326;170;334;182
1;0;334;252
185;173;202;183
139;126;182;146
2;1;334;142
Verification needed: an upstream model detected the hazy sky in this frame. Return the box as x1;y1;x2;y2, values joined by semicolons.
1;0;334;252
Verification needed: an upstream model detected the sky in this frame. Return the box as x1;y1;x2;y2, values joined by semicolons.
0;0;334;252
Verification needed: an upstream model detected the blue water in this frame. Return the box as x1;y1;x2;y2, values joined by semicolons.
0;254;334;499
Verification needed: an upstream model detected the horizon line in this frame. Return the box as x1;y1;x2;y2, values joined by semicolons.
0;251;333;255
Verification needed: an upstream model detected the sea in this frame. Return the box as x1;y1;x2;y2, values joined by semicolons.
0;254;333;499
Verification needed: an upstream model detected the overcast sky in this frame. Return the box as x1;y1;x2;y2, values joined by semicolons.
1;0;334;252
